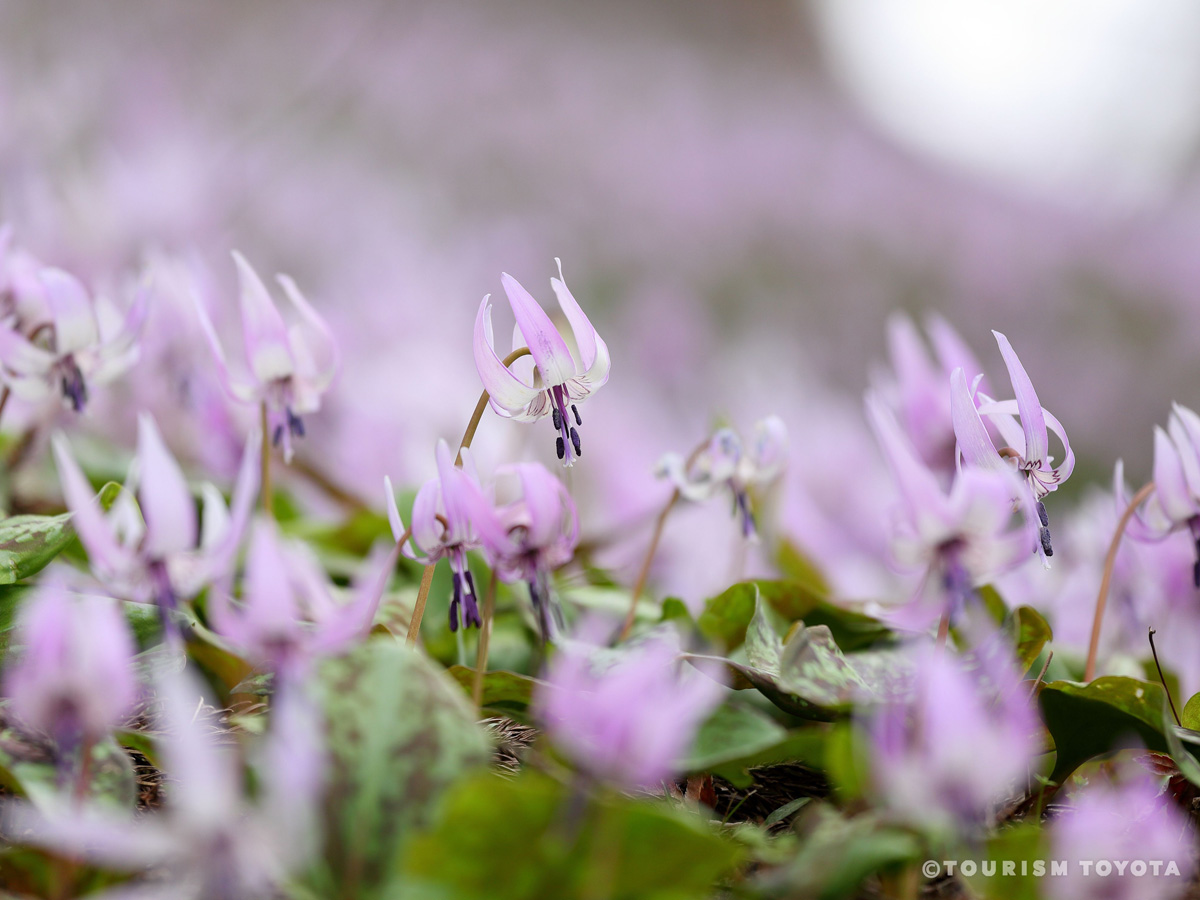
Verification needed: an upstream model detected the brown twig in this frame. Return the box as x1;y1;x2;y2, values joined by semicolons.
618;490;679;641
1085;481;1154;681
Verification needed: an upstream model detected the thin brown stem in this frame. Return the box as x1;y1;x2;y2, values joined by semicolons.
1028;650;1054;700
291;455;368;512
407;563;436;646
1085;481;1154;681
260;403;273;515
935;609;951;649
1149;627;1181;726
0;385;10;429
619;490;679;641
455;347;532;466
472;572;499;709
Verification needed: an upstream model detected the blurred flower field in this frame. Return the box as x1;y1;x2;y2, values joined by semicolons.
1;3;1200;899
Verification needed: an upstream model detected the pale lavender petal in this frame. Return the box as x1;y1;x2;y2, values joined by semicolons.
747;415;789;483
865;392;950;529
472;296;539;415
0;324;55;376
190;277;259;404
992;331;1048;466
501;272;576;388
277;274;340;392
406;478;442;561
232;251;293;384
926;313;988;396
550;258;597;371
137;413;198;558
1113;460;1165;541
52;434;133;576
314;541;398;652
1152;425;1195;523
950;368;1006;473
383;475;406;542
1170;403;1200;499
41;268;98;355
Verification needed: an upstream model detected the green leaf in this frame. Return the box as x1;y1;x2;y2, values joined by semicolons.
708;727;832;789
1181;692;1200;731
0;513;74;584
1039;677;1173;783
1162;699;1200;788
678;700;788;773
776;539;831;595
960;823;1047;900
1009;606;1052;675
445;666;540;711
0;584;33;653
313;641;492;893
399;770;742;900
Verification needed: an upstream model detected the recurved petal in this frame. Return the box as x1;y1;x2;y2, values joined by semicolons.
1113;459;1167;541
314;541;399;655
747;415;789;483
927;313;988;396
550;258;598;371
42;268;99;355
233;251;293;384
0;324;55;376
1152;425;1196;523
1170;404;1200;499
383;476;406;543
992;331;1048;466
407;477;443;560
501;272;576;387
473;296;540;414
865;392;950;531
190;275;260;404
243;518;301;631
950;369;1006;473
137;414;198;558
278;273;340;391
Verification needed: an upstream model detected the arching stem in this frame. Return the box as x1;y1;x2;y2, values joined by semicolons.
1084;481;1154;681
619;490;679;641
472;572;499;709
935;611;951;649
260;403;273;515
405;348;531;645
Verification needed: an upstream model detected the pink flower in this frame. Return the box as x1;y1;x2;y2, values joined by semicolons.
209;517;397;678
385;439;499;631
3;583;137;750
194;251;339;462
533;624;724;790
477;461;579;640
52;413;258;631
473;260;610;466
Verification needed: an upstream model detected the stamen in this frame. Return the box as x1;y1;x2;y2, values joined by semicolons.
571;404;581;426
1036;501;1053;557
59;357;88;412
556;436;565;460
570;427;581;458
552;407;562;431
287;408;306;438
1036;501;1049;528
449;571;463;633
462;570;482;629
272;425;285;447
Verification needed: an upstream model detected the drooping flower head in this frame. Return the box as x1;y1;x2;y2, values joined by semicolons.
533;623;724;790
951;330;1074;561
209;517;397;679
473;259;610;466
0;264;147;413
864;643;1040;835
53;413;259;634
1116;402;1200;586
656;415;788;540
194;251;339;462
385;439;498;632
1048;766;1194;900
3;583;137;753
477;461;579;640
867;393;1034;630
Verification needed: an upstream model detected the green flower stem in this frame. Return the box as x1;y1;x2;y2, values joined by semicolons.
472;572;498;709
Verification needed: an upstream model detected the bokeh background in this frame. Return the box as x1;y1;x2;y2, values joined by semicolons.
5;0;1200;607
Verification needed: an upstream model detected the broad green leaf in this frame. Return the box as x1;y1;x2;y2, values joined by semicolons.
313;641;492;893
446;666;540;711
708;727;832;789
1039;677;1174;783
776;538;831;596
1182;691;1200;731
961;822;1047;900
399;770;742;900
1010;606;1051;675
678;700;788;773
0;584;33;653
0;513;74;584
1163;700;1200;789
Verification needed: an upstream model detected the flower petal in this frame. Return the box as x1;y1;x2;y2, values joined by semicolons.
383;475;406;542
233;251;293;384
277;273;340;392
136;413;197;558
0;324;55;376
41;268;98;355
472;296;540;415
865;392;950;531
51;434;133;576
550;258;598;371
992;331;1048;466
950;368;1006;474
501;272;576;387
1152;425;1195;523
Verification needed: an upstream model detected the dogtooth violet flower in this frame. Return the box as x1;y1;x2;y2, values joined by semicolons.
865;643;1040;835
53;413;259;633
473;259;610;466
867;393;1034;630
5;666;323;899
3;582;137;754
0;263;147;412
533;623;724;790
1114;403;1200;588
880;312;988;477
950;330;1074;562
656;415;788;540
477;461;579;641
385;439;498;632
193;251;339;462
209;516;398;679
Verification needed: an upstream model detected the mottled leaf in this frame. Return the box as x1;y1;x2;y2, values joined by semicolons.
679;700;787;773
314;641;492;892
0;732;136;813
